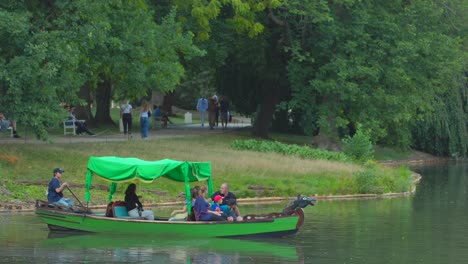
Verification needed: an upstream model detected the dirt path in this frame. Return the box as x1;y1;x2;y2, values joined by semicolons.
0;118;252;144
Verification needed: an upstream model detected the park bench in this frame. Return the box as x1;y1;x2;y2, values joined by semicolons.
0;126;13;138
63;120;85;135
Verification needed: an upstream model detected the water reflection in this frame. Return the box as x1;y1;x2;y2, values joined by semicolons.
40;232;300;263
2;162;467;263
1;208;302;263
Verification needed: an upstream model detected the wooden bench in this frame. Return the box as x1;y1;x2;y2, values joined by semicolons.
63;120;85;135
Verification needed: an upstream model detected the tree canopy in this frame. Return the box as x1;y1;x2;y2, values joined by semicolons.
0;0;465;157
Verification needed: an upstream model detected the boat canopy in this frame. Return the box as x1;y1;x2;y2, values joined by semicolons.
85;156;213;209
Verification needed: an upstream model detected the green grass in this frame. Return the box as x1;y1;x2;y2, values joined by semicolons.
0;131;414;206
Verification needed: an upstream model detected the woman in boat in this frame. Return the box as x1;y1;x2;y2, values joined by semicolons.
193;186;226;221
124;183;155;220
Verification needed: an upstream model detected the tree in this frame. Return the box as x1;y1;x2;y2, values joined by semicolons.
0;1;85;139
0;1;203;139
283;0;465;153
53;1;203;125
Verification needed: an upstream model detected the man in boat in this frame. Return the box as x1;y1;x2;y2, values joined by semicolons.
47;168;75;207
211;183;243;221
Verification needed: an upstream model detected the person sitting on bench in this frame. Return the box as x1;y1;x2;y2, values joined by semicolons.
161;113;172;128
0;113;20;138
124;183;154;220
68;107;95;136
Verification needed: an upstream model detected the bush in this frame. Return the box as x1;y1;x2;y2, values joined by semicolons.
354;162;412;194
230;139;350;162
342;125;374;162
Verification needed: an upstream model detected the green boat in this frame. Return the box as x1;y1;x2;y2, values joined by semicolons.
35;156;315;238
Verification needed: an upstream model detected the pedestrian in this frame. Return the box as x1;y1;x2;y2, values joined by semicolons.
208;96;217;129
196;96;208;127
139;100;151;139
219;96;230;129
120;99;133;135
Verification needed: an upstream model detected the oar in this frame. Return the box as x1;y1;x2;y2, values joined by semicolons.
66;186;84;207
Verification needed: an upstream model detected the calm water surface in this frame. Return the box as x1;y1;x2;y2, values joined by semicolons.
1;162;466;263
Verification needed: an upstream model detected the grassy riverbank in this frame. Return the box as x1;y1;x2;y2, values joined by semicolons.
0;131;414;206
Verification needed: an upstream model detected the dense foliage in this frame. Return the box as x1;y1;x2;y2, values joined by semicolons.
0;0;202;138
231;139;350;162
355;162;412;194
0;0;466;157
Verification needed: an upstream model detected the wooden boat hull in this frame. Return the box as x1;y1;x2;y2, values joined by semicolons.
35;206;305;238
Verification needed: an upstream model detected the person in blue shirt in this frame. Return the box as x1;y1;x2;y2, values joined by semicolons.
193;186;226;221
211;182;243;221
196;96;208;127
47;168;75;207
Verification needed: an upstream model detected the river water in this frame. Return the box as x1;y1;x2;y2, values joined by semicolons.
0;162;466;263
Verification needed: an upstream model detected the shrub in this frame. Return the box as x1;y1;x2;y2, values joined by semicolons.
231;139;350;162
342;125;374;162
354;163;412;194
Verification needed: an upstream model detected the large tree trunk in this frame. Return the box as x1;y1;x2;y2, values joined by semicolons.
162;92;176;115
94;74;114;125
253;81;280;138
76;82;94;125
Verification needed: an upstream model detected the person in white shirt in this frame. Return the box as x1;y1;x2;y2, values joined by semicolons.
120;100;133;135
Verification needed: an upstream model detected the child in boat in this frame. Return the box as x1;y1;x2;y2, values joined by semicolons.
211;195;223;212
169;187;199;221
226;198;243;222
193;186;226;221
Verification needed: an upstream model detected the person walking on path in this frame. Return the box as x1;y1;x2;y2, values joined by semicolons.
213;95;220;127
47;168;75;207
219;96;230;130
208;96;218;130
139;100;151;139
120;100;133;135
196;96;208;127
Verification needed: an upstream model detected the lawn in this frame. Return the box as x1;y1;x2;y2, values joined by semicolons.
0;130;414;206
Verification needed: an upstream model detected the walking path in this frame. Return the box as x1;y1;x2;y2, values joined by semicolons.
0;118;252;144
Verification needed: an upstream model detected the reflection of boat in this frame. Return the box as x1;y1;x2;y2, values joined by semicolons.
35;156;315;238
43;232;300;261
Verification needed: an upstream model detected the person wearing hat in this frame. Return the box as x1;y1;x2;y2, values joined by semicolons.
47;168;75;207
211;194;224;212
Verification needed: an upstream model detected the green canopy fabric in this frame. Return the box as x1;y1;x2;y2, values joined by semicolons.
84;156;213;211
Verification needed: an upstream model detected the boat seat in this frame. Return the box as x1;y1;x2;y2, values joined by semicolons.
112;205;142;219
